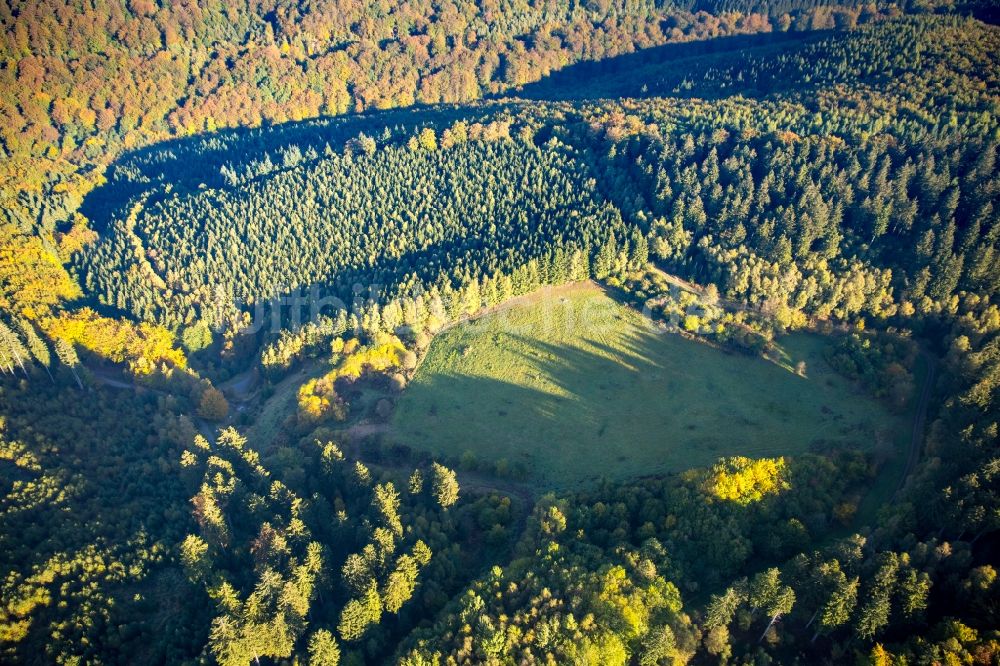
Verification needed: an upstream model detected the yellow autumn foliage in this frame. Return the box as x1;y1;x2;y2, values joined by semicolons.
297;336;406;425
0;225;81;318
704;456;789;504
335;337;407;379
45;308;187;374
297;375;347;424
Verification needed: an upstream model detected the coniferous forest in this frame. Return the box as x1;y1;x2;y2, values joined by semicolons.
2;0;1000;664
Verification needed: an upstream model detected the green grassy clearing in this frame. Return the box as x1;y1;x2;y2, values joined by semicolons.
391;282;909;490
247;361;330;450
247;360;397;452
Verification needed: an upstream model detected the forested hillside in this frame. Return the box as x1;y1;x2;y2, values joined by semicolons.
1;0;860;232
76;16;1000;347
0;0;886;348
76;122;625;328
2;1;1000;665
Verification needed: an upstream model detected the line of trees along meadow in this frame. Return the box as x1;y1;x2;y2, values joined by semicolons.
74;124;632;331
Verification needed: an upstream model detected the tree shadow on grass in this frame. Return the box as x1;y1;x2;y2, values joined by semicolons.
393;328;663;488
393;314;858;490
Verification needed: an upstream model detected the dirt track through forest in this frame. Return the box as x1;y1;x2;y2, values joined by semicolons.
895;352;936;497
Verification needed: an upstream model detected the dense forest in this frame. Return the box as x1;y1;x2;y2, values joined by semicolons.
2;0;1000;665
0;0;866;220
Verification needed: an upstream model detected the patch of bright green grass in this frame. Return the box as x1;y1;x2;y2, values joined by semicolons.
249;361;329;450
391;282;909;490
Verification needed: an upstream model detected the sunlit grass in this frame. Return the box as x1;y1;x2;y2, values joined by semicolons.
391;282;909;489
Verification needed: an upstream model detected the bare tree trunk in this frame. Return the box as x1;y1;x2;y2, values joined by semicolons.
68;365;83;390
2;332;29;378
804;608;819;630
759;614;780;643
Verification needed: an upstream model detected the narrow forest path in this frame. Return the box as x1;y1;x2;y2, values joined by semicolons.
219;367;260;403
89;367;137;391
895;351;936;497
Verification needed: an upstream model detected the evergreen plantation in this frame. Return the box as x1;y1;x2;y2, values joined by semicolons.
1;3;1000;666
73;16;999;367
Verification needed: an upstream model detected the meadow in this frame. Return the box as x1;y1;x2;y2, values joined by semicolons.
391;282;909;489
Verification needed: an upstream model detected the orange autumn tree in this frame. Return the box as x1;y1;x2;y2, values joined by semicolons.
196;383;229;421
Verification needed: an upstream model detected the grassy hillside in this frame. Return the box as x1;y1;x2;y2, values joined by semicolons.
392;282;907;488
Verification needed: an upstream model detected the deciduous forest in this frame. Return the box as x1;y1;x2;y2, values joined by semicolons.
1;0;999;664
